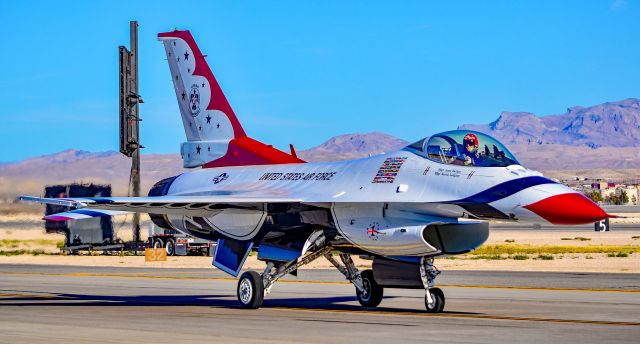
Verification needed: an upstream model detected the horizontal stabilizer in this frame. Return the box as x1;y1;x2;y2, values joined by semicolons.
44;209;131;222
18;196;91;208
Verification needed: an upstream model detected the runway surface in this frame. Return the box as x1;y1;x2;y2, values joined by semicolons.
1;265;639;343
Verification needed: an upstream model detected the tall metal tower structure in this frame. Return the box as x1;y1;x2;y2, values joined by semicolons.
119;21;143;242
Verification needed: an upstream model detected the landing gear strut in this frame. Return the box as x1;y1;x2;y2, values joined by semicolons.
236;245;333;309
236;252;443;311
324;253;383;307
235;235;386;310
355;270;383;307
420;256;445;313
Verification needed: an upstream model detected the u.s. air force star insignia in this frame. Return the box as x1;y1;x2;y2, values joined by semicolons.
212;173;229;184
189;84;200;117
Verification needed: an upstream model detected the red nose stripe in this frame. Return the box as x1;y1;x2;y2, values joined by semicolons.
523;193;608;225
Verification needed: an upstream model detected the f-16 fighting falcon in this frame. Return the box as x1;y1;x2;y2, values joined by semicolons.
19;29;613;312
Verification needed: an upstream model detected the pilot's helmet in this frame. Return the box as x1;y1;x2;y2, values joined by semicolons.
463;133;479;150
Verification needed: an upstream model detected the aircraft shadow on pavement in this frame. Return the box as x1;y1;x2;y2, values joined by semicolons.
0;293;480;315
263;297;480;315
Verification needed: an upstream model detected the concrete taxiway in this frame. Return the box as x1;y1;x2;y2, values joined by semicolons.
0;265;638;343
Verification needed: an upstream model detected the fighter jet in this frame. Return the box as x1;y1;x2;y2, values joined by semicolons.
19;30;613;312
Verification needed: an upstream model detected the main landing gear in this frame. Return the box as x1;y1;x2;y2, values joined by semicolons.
323;253;383;307
235;250;445;313
355;270;383;307
236;245;332;309
237;271;264;309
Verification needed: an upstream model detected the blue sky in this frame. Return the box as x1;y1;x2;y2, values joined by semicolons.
0;1;638;162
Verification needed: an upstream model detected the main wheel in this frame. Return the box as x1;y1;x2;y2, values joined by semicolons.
237;271;265;309
152;238;164;249
164;238;176;256
425;287;445;313
356;270;383;307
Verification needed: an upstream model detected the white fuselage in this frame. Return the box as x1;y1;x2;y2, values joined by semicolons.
158;149;574;257
166;149;557;214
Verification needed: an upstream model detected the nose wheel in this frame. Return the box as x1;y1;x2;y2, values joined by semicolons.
425;287;445;313
421;257;445;313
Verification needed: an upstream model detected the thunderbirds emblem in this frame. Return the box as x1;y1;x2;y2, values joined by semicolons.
366;222;385;240
189;84;200;117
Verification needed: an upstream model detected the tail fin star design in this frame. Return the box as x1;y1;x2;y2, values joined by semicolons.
158;30;304;168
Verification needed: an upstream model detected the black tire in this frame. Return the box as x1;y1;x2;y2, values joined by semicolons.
356;270;383;307
425;287;445;313
237;271;265;309
152;238;164;249
165;238;176;256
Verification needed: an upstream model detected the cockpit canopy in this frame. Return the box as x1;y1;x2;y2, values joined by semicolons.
407;130;519;167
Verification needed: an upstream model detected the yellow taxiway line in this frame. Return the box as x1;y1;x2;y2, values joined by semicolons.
1;270;639;293
0;292;62;299
2;271;639;326
1;290;636;327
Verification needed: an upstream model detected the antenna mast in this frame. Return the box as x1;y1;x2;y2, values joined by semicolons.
119;20;143;242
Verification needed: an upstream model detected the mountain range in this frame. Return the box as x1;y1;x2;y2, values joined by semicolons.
297;132;408;162
459;98;640;148
458;98;640;170
1;98;638;198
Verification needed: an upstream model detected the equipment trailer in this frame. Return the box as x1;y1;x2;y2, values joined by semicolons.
148;224;214;256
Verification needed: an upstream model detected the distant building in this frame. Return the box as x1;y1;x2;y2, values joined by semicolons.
622;186;639;205
568;177;639;205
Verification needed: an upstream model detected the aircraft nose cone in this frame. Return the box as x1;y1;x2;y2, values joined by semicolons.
523;193;608;225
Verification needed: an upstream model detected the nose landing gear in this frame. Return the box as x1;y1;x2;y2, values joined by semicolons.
425;287;445;313
421;256;445;313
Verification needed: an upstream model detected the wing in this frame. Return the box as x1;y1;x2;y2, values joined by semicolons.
18;195;303;222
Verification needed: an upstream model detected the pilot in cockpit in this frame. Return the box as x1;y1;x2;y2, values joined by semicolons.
462;133;480;166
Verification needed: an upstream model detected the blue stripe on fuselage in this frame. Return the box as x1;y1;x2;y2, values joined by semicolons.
90;198;115;204
452;176;557;204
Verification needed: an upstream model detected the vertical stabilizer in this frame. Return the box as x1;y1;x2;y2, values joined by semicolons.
158;30;245;142
158;30;304;168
